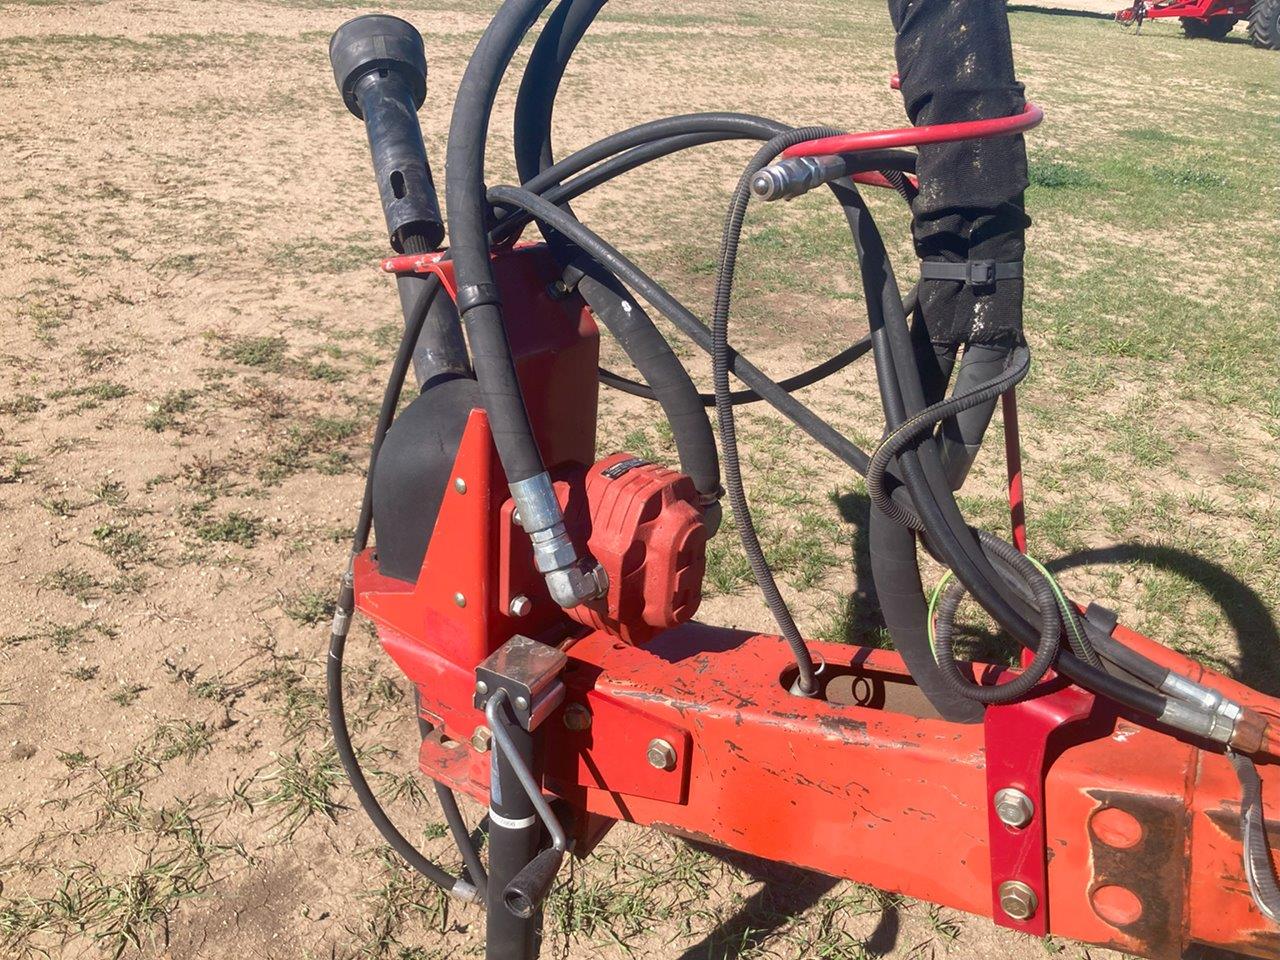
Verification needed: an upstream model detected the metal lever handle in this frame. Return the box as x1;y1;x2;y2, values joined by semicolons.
485;689;568;918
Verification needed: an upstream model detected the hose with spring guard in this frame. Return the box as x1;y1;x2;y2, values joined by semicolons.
712;125;846;696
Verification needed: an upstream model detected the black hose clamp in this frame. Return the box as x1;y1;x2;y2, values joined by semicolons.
919;259;1023;290
456;282;503;314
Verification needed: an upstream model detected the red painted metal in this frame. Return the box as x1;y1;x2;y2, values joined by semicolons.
781;103;1043;161
984;683;1096;936
1003;388;1028;554
849;170;920;191
355;242;1280;958
1116;0;1251;24
563;452;708;646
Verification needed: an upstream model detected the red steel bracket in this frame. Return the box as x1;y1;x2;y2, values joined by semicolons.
985;682;1097;936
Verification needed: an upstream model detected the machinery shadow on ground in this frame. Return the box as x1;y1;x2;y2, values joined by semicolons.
675;844;898;959
1047;544;1280;698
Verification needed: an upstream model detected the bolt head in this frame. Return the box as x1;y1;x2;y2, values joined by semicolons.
646;738;677;771
475;681;488;696
470;726;491;753
998;880;1038;921
563;703;592;731
454;592;466;608
515;695;529;711
453;477;467;494
994;787;1034;829
508;595;532;618
512;508;523;527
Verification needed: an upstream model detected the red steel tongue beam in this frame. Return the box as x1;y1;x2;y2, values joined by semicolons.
355;401;1280;960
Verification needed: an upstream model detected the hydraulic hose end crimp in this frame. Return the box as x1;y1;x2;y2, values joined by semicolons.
509;473;609;608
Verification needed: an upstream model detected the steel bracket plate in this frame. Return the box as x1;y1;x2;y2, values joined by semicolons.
985;679;1095;936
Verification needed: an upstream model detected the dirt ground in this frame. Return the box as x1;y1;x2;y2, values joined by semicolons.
1;0;1277;958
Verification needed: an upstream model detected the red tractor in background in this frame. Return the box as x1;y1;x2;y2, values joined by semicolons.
1117;0;1280;47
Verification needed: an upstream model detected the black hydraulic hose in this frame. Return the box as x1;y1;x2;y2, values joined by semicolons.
597;335;872;406
510;0;722;508
444;0;556;485
712;126;845;697
493;131;730;243
932;536;1061;702
329;275;485;903
329;597;474;900
573;260;723;503
520;112;792;197
486;185;874;475
434;780;489;901
835;180;1171;719
513;0;607;182
867;346;1032;531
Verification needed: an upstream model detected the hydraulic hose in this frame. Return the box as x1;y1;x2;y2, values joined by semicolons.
932;536;1061;702
486;184;874;475
835;179;1171;719
597;335;872;407
711;126;847;697
328;275;485;904
444;0;554;486
446;0;609;610
511;0;722;509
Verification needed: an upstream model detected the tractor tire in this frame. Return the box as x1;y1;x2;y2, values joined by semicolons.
1249;0;1280;47
1181;14;1237;38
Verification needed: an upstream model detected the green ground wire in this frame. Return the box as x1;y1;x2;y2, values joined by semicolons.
926;552;1084;663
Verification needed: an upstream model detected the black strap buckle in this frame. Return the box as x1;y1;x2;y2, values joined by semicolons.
919;259;1023;289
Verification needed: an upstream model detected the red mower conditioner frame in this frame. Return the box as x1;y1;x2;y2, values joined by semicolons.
322;7;1280;960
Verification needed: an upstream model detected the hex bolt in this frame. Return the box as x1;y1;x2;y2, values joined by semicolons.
647;738;677;771
563;703;592;731
454;477;467;494
454;592;467;608
515;695;530;711
998;880;1038;921
508;595;532;618
475;680;489;696
470;726;491;753
994;788;1034;829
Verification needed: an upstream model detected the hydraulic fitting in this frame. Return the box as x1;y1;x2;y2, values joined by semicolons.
1158;672;1268;753
508;472;608;608
751;155;856;202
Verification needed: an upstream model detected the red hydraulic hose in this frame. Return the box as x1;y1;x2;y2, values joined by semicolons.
781;103;1042;159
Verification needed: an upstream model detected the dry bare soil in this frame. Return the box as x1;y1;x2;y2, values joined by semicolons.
1;0;1277;958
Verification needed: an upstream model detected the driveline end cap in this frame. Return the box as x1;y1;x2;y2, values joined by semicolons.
329;14;427;118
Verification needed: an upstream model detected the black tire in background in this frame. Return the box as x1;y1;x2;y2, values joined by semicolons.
1249;0;1280;47
1181;14;1237;38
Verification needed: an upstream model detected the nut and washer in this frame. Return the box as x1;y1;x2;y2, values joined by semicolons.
470;726;492;753
994;788;1035;829
453;477;467;494
508;595;532;618
646;738;677;771
563;703;592;731
998;880;1038;921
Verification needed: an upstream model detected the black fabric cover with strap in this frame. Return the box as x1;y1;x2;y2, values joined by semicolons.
887;0;1030;347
